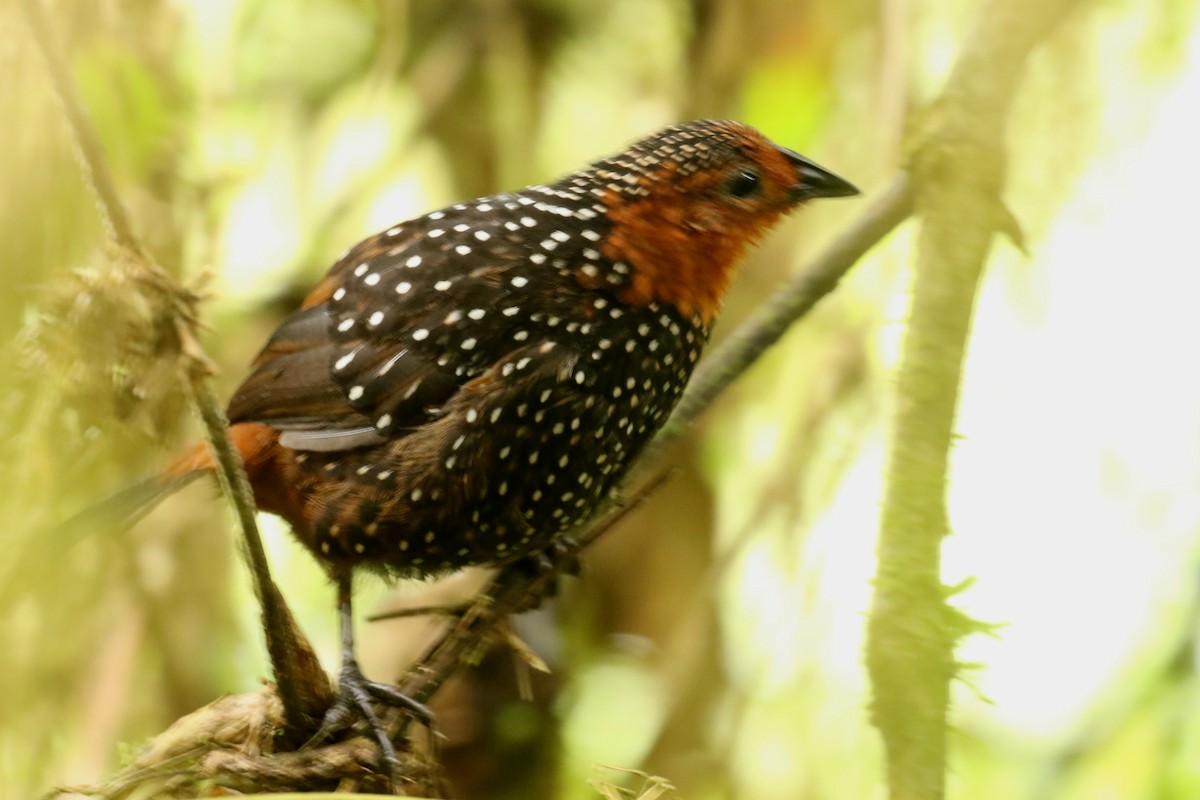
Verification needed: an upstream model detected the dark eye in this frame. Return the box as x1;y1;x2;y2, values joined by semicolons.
725;168;761;198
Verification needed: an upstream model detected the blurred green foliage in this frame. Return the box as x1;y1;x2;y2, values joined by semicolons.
2;0;1199;798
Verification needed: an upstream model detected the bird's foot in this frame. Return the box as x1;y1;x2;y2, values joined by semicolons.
531;536;583;581
304;658;434;790
501;536;582;609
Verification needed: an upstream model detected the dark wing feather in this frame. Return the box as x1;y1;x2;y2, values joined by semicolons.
323;206;536;439
227;204;537;452
228;306;359;427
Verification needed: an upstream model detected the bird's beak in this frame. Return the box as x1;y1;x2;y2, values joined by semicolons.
779;147;860;201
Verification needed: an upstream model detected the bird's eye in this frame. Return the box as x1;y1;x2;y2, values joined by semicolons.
725;168;761;199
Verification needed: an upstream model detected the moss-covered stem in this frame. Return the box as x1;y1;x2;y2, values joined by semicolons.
866;1;1082;797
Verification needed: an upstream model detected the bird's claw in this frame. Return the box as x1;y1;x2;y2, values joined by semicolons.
303;658;434;791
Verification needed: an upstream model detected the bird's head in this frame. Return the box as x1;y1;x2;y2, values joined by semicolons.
584;120;858;324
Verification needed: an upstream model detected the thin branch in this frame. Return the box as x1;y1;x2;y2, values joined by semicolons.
18;0;319;742
17;0;139;253
181;357;333;741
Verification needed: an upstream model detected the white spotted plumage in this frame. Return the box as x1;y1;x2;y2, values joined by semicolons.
223;119;849;572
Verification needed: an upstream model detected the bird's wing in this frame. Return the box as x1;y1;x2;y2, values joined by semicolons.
226;213;536;452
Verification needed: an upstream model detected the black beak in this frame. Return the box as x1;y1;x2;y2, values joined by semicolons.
780;147;860;200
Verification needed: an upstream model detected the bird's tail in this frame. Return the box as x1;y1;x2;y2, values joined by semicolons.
58;422;280;539
5;424;280;609
53;449;211;551
67;468;207;534
1;445;209;608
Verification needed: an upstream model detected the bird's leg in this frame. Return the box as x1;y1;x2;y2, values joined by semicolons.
305;570;434;787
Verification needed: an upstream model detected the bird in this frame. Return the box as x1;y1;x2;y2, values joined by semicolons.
108;119;857;777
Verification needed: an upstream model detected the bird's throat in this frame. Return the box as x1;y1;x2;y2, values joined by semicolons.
603;193;777;325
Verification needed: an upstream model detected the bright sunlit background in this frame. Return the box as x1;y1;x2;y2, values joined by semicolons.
2;1;1200;798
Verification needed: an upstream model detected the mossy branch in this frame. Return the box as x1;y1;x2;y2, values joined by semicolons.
865;0;1083;797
